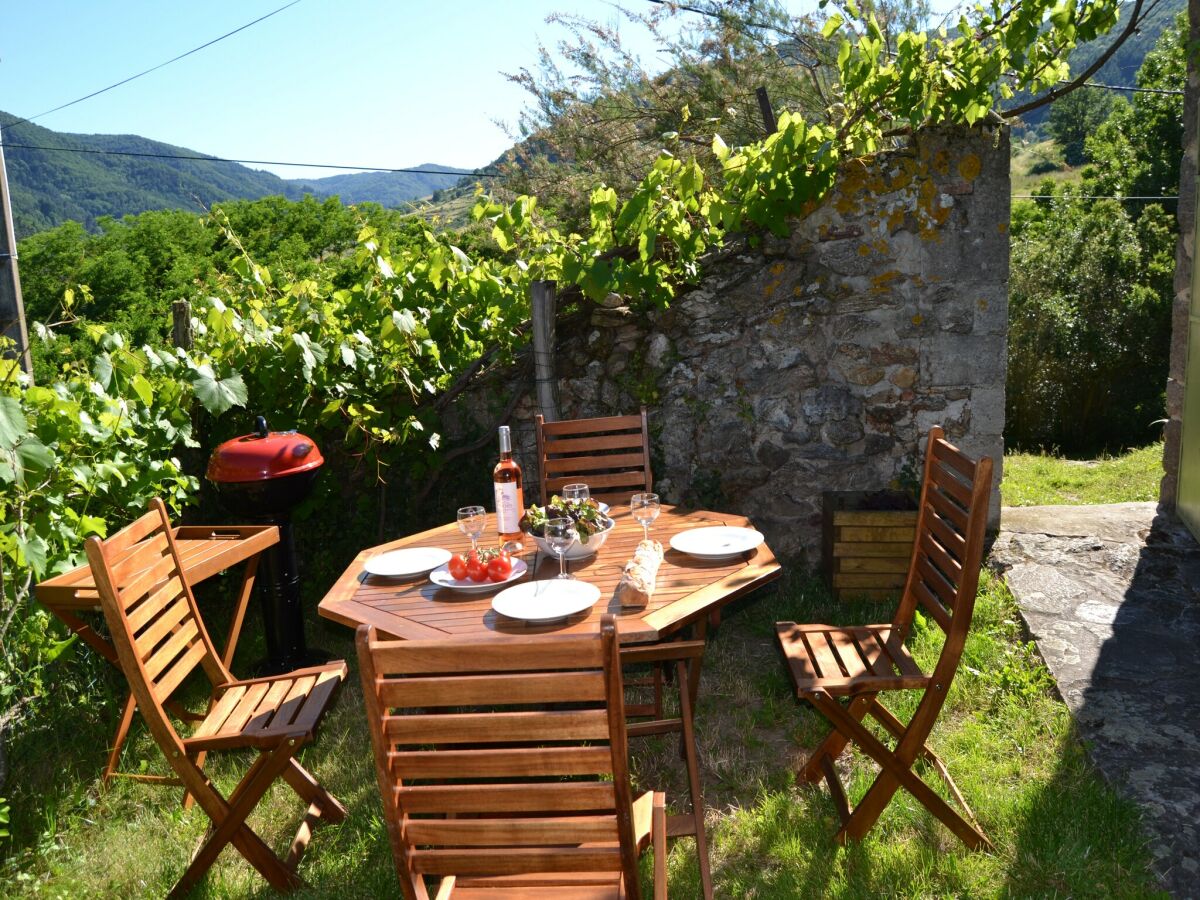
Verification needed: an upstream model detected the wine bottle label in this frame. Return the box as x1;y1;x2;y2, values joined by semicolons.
495;482;523;533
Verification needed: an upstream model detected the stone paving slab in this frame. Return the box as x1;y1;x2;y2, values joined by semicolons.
991;503;1200;897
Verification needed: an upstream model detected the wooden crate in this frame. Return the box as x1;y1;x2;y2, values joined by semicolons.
822;492;917;601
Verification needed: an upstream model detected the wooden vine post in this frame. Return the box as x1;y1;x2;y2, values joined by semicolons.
755;86;778;134
531;280;559;422
172;300;193;350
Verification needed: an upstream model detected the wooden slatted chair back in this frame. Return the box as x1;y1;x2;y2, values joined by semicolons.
536;409;652;506
85;499;232;755
357;616;645;900
891;426;993;663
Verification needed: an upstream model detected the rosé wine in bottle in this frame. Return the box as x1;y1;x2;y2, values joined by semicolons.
493;425;525;551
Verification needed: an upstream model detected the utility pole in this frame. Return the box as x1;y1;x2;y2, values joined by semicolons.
0;129;32;377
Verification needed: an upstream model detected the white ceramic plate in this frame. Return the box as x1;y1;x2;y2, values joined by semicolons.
669;526;765;560
492;579;601;623
363;547;452;579
429;557;528;592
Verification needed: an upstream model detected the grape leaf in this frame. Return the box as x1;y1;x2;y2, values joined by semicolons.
190;367;248;416
0;397;29;450
16;437;54;474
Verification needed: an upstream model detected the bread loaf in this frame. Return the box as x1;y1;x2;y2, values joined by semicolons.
613;539;663;608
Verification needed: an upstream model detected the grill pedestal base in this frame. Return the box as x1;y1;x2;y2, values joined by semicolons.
251;518;333;676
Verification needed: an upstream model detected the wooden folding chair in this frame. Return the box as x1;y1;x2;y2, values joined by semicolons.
357;615;667;899
536;411;712;892
535;408;652;506
775;426;995;850
85;499;348;897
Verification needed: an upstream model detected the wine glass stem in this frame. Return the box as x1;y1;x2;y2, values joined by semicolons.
558;551;566;578
470;536;478;553
642;523;649;541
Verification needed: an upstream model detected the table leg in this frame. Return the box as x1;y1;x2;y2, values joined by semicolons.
57;609;120;666
183;552;261;810
221;554;260;668
102;693;138;786
687;618;707;715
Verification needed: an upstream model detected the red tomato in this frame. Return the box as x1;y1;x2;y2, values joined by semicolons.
487;551;513;582
447;553;469;581
467;556;489;582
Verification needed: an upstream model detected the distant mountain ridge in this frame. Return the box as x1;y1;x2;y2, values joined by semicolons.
0;113;472;238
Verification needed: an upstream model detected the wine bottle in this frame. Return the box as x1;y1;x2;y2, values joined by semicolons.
493;425;525;550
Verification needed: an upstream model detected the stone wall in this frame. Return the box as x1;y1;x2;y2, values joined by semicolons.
1160;0;1199;509
459;126;1010;564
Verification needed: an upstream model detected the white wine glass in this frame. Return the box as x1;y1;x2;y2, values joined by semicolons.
545;516;576;580
456;505;486;553
562;483;590;503
630;492;660;541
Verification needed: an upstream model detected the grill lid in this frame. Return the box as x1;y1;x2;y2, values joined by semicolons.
206;416;324;483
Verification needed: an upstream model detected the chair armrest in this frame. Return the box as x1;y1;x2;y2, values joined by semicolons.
652;790;667;900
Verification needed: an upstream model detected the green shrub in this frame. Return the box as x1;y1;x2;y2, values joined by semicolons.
1027;159;1061;175
0;330;197;814
1007;195;1173;454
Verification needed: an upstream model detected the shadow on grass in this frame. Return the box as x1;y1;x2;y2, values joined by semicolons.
702;569;1163;898
0;562;1168;898
1;479;408;894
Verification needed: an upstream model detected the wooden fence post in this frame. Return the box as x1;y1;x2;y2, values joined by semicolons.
756;86;778;134
172;300;193;350
531;280;559;422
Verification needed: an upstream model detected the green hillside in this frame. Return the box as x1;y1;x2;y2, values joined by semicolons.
290;165;471;208
0;113;471;238
1009;0;1185;126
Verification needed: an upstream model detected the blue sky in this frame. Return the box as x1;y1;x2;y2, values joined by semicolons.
0;1;962;181
1;1;683;179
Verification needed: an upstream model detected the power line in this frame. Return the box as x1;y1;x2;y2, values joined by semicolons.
0;140;498;178
1065;80;1184;96
0;0;304;136
1014;194;1178;200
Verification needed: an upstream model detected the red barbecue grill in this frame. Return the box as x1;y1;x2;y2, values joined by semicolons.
207;416;331;673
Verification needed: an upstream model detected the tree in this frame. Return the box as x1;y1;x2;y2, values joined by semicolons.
495;0;1138;234
1047;87;1115;164
1008;193;1175;453
496;1;833;230
1084;11;1186;208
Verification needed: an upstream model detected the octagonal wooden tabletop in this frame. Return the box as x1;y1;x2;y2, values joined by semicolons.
317;505;781;644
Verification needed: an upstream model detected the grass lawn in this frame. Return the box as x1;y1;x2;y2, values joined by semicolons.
0;565;1163;897
1002;443;1163;507
1010;138;1083;195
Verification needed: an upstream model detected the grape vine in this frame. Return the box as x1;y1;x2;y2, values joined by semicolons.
1;0;1126;779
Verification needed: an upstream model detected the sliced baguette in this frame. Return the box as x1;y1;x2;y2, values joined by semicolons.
613;539;663;608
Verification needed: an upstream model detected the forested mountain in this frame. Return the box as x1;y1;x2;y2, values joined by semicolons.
0;113;472;238
1013;0;1185;126
289;165;472;208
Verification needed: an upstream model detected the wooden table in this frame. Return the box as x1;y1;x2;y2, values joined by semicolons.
318;505;780;644
35;524;279;784
320;505;777;891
